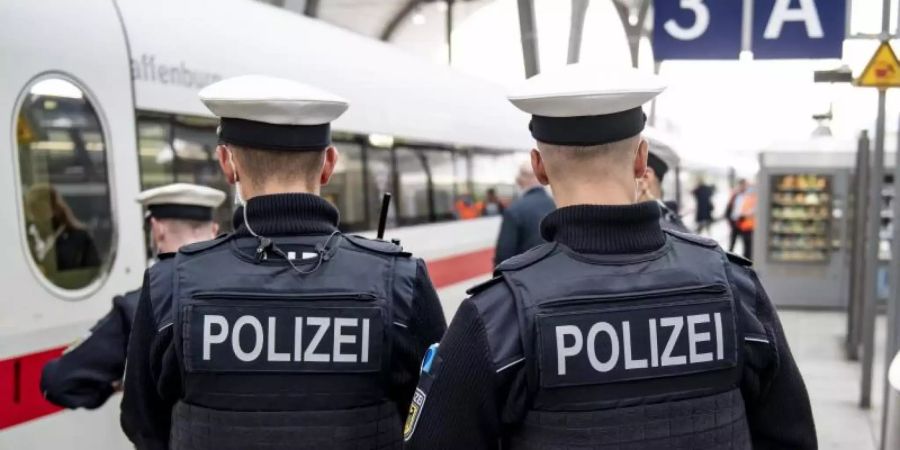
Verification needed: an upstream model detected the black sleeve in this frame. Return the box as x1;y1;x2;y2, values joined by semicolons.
404;300;501;450
742;272;817;450
40;299;129;409
390;260;448;416
120;273;172;450
494;209;519;266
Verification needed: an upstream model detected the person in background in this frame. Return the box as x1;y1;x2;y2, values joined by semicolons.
24;184;101;282
725;179;749;253
493;162;556;265
482;188;505;216
692;178;716;235
41;183;225;410
732;183;757;260
637;151;688;232
455;193;484;220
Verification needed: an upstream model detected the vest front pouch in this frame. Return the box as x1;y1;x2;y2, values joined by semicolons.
182;293;385;375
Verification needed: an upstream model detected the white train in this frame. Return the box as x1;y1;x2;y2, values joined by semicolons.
0;0;681;448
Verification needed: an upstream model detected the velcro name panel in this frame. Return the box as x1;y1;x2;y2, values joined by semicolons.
536;287;737;388
183;295;384;374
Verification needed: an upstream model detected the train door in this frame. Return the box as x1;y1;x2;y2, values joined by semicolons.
0;0;142;448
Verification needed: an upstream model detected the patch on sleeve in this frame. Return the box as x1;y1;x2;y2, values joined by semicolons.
403;387;427;441
404;343;443;441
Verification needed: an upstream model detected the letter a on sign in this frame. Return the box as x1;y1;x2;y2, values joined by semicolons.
858;42;900;89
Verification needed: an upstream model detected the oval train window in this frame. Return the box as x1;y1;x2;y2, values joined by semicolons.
15;77;114;292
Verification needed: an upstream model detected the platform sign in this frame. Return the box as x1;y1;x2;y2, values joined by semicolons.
653;0;743;60
857;42;900;89
751;0;847;59
653;0;846;61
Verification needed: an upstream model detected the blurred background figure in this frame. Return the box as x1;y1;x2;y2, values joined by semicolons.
725;179;749;254
454;193;484;219
727;179;756;259
40;183;225;410
638;151;688;232
24;184;101;289
692;178;716;235
494;162;555;265
482;187;505;216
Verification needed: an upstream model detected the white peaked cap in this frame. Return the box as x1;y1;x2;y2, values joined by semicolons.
136;183;227;221
199;75;349;126
507;64;666;118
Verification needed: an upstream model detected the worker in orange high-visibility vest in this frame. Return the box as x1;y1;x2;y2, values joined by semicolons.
732;185;757;259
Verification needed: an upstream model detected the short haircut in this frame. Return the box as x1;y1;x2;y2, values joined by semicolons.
230;145;326;190
537;136;640;176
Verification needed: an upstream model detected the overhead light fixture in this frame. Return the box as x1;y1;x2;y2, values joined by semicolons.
30;79;83;99
368;133;395;148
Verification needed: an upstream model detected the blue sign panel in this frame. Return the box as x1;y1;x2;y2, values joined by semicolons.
653;0;743;60
752;0;846;59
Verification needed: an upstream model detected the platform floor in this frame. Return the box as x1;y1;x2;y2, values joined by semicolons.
781;310;887;450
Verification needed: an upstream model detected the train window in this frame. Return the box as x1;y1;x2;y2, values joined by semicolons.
366;147;396;230
472;151;519;200
322;141;367;231
422;149;456;221
137;114;234;231
394;147;430;225
15;77;113;292
454;150;473;196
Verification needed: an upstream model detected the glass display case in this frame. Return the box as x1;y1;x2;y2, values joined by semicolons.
768;173;833;263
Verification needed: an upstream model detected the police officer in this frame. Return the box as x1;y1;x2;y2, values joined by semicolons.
121;75;447;450
640;150;690;232
403;65;817;449
40;183;225;410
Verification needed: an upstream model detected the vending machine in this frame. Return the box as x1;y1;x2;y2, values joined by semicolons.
754;150;895;309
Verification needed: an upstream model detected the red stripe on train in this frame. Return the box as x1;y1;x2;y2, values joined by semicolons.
0;347;64;430
0;247;496;430
426;248;495;288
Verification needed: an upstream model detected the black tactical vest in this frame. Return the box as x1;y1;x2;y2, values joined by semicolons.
497;230;751;450
166;233;415;450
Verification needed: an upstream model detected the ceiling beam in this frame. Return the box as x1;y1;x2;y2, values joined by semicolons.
380;0;423;41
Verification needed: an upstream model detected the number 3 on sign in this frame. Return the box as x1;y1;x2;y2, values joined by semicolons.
664;0;710;40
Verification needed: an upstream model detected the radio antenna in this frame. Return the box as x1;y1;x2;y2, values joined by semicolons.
376;193;392;240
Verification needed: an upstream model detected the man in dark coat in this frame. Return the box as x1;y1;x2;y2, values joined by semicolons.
494;163;556;265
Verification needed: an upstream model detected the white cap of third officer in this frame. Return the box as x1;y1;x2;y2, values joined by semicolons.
199;74;349;151
507;64;666;145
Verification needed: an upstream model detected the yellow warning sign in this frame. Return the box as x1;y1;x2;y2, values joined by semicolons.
858;41;900;88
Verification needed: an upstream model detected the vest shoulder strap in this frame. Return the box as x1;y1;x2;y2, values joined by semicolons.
495;243;557;272
664;229;720;248
466;276;504;296
726;251;753;267
179;233;232;255
343;235;411;257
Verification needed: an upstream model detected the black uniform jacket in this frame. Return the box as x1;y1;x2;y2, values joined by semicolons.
120;194;447;450
494;186;556;266
404;202;817;450
41;288;140;409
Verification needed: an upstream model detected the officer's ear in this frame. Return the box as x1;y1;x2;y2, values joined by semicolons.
531;149;550;186
216;145;238;185
633;139;649;180
319;146;340;186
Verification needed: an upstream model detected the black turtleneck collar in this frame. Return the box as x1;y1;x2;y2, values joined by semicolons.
540;202;666;254
232;193;339;237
